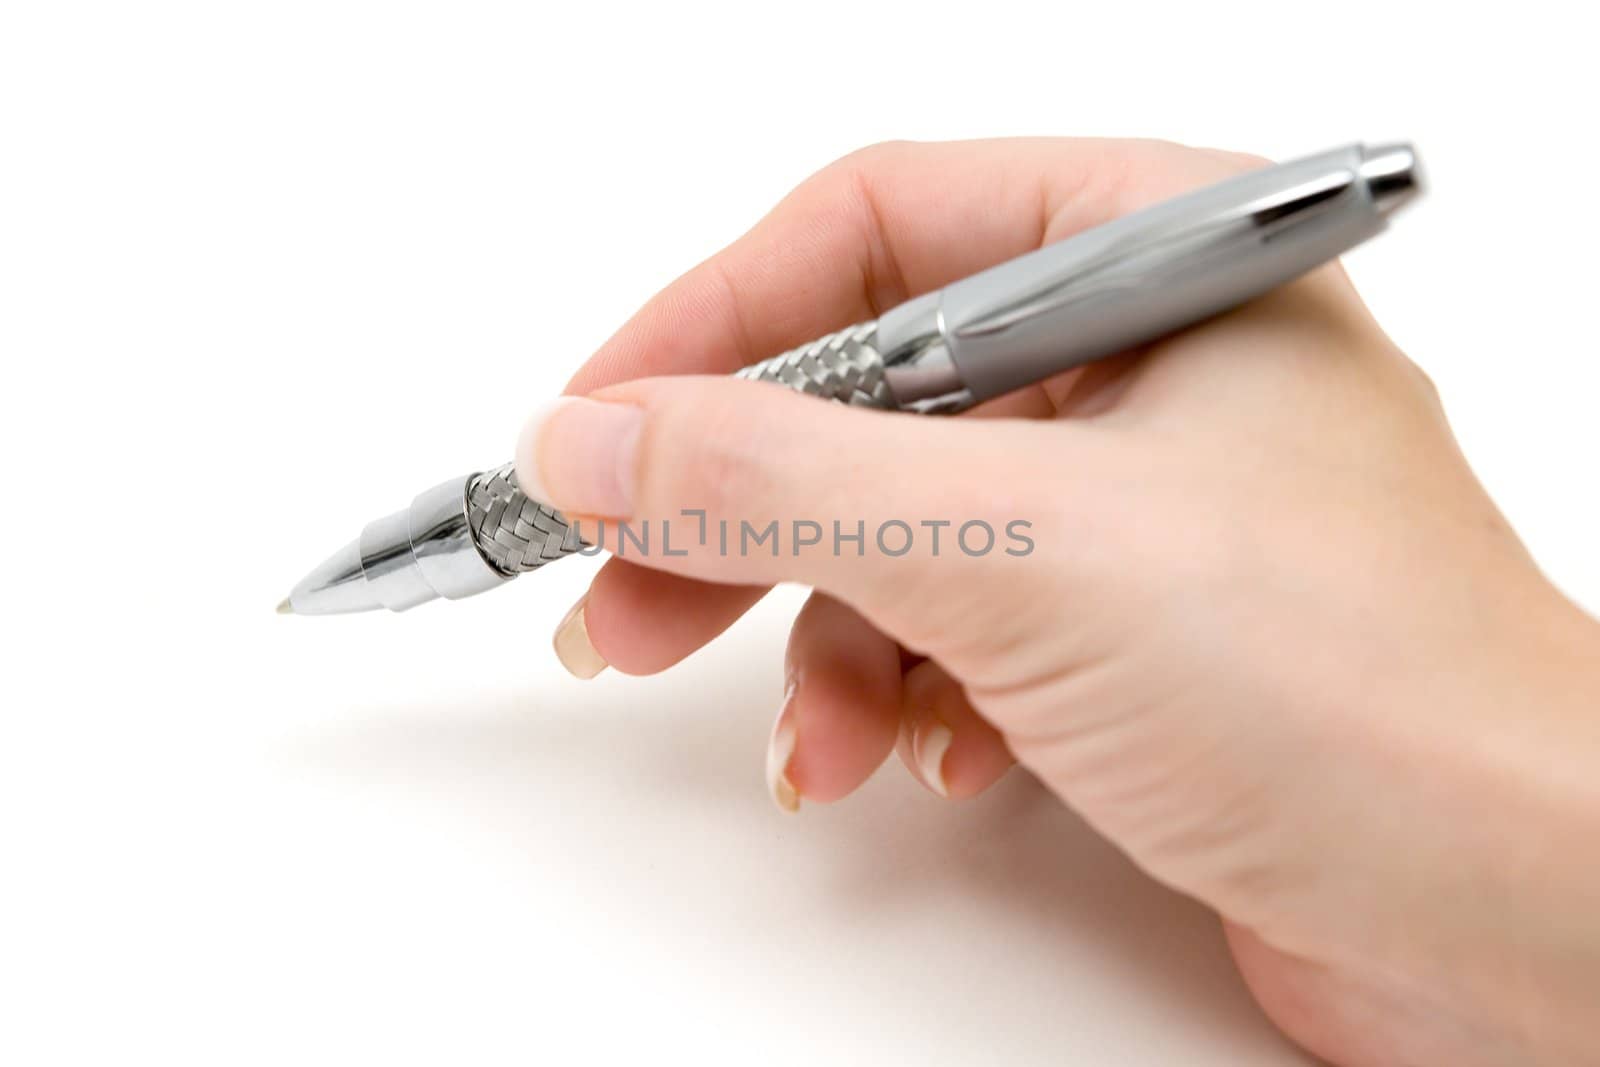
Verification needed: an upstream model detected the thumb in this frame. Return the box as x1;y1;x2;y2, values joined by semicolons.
514;376;1075;657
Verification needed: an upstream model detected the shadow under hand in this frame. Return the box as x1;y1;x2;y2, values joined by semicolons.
283;644;1308;1066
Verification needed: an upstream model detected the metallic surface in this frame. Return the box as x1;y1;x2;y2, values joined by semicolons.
284;142;1421;614
731;320;896;407
466;464;585;575
930;143;1415;403
285;476;506;614
875;294;976;414
1358;142;1424;216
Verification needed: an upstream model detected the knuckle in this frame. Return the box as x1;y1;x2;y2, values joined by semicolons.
775;143;907;230
1410;359;1437;391
809;141;915;200
1409;358;1444;407
835;139;914;173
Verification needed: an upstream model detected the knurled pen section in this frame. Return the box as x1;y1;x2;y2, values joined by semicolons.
466;464;585;575
466;320;895;576
732;320;894;408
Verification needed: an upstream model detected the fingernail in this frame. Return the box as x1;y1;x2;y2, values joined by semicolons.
766;676;801;814
552;595;608;680
913;720;953;798
515;396;643;517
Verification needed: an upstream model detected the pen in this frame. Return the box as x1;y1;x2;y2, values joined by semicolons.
280;141;1422;616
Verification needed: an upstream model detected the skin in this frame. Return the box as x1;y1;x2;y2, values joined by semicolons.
518;139;1600;1066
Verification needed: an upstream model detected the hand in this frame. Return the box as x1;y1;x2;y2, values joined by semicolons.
514;139;1600;1066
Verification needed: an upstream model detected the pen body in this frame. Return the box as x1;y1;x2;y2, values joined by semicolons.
283;142;1420;614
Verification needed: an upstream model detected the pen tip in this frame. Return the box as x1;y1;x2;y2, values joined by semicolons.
276;597;294;615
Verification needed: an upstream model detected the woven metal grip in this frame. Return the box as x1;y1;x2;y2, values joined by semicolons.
466;319;891;576
466;463;585;575
728;320;893;405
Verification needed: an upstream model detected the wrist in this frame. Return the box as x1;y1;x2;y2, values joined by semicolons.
1463;584;1600;1060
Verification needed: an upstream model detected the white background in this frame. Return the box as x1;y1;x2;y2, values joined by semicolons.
3;2;1595;1064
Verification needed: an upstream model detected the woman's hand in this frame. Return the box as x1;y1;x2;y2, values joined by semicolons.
514;139;1600;1066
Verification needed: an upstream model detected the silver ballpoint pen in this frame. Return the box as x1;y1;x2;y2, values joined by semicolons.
281;141;1422;616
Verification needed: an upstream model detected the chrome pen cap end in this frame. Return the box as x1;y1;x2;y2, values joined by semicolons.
1359;142;1424;217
